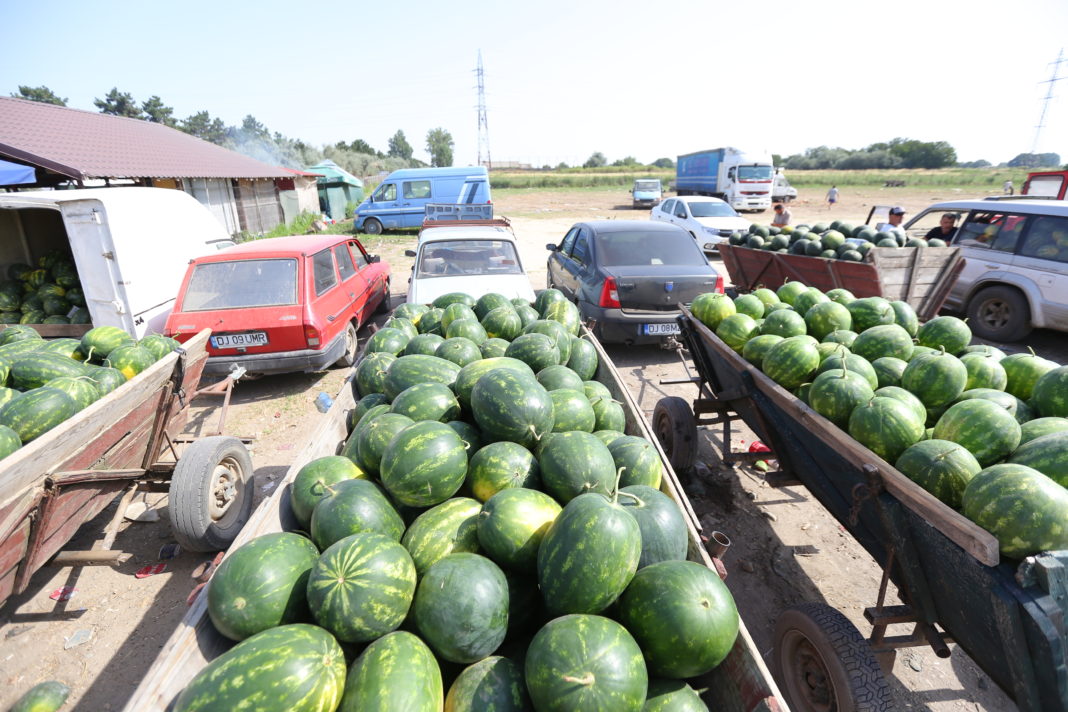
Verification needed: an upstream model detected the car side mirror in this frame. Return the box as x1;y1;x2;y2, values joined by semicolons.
369;254;381;263
546;243;558;251
404;249;416;257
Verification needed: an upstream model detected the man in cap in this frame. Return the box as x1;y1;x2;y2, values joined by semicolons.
875;206;906;233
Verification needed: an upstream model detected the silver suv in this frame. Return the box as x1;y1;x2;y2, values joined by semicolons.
903;199;1068;342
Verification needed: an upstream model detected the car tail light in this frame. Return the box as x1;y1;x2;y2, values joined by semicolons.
599;277;621;308
713;274;725;294
305;324;321;347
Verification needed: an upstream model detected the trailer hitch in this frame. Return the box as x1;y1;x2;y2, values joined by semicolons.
848;465;884;527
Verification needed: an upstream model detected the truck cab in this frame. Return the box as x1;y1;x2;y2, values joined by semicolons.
631;179;663;209
772;171;797;203
676;148;773;213
1022;170;1068;200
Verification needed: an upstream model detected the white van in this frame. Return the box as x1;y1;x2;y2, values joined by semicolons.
0;187;232;337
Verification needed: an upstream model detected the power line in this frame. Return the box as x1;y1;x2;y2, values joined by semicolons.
1032;48;1066;154
476;50;491;169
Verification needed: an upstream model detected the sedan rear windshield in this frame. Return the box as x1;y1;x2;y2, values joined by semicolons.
595;231;708;266
182;258;298;311
688;202;738;218
417;240;524;278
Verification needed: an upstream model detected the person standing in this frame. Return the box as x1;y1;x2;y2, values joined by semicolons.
1003;179;1014;195
826;185;839;207
771;203;791;227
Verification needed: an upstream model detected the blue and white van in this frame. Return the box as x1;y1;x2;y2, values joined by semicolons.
354;166;491;234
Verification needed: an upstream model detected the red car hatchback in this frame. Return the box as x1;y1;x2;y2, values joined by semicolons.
165;234;390;376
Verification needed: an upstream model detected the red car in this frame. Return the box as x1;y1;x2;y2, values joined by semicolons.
165;234;390;376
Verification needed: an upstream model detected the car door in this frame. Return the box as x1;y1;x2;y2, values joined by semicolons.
950;210;1028;306
674;201;693;235
333;241;370;324
655;199;675;225
548;227;579;292
350;240;385;324
307;247;348;347
1010;214;1068;327
561;227;593;301
401;179;433;227
369;181;402;229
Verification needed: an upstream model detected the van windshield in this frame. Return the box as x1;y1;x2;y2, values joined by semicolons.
183;258;298;310
634;181;661;191
417;240;523;278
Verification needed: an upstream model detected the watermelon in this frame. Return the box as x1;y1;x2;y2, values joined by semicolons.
515;304;540;329
139;334;180;361
453;357;534;410
414;553;509;663
759;309;807;338
342;403;389;462
691;293;736;331
366;327;410;356
351;393;390;428
535;288;567;315
0;424;20;459
207;532;318;641
762;336;820;390
384;354;461;400
851;324;913;362
384;317;418;341
291;456;366;529
523;320;572;364
809;369;875;427
471;369;554;450
741;334;784;369
1032;366;1068;418
355;412;414;473
566;338;599;381
618;485;687;569
42;315;70;325
9;681;71;712
817;352;878;389
435;292;477;309
962;464;1068;559
804;301;852;341
792;288;829;316
715;313;759;353
895;440;981;508
525;614;647;712
1009;432;1068;487
890;301;919;337
441;303;478;333
340;631;443;712
173;624;346;712
444;656;532;712
609;436;664;489
618;560;739;678
0;387;76;442
539;431;616;503
823;329;858;348
418;307;445;335
394;302;429;322
477;488;562;572
846;297;895;332
475;293;514;319
84;366;126;396
776;281;807;305
933;399;1021;467
11;352;86;390
104;344;155;380
401;497;483;575
381;421;468;507
0;312;20;324
435;336;483;367
355;352;396;396
309;478;405;550
390;382;461;423
871;356;908;389
480;337;511;358
537;492;641;615
584;380;612;402
732;294;764;319
544;300;582;336
45;376;98;412
467;441;541;502
960;353;1008;391
823;288;854;305
1001;352;1058;401
643;679;708;712
19;310;45;325
545;388;592;432
901;351;968;408
848;397;925;463
752;287;780;308
916;316;971;354
537;365;585;392
404;333;447;356
482;307;523;341
307;532;417;643
0;325;42;346
594;429;627;446
955;388;1020;417
1020;417;1068;445
506;333;560;372
874;386;927;424
589;395;626;432
446;318;488;345
447;419;482;453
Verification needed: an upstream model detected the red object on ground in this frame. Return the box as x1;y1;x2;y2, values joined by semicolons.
748;441;772;454
49;586;77;601
135;563;167;579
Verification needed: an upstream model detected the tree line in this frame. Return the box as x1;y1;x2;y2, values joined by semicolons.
10;85;456;176
777;138;1061;171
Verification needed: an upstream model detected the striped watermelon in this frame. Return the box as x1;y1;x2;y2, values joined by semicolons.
341;403;388;462
874;386;927;424
609;436;664;489
385;354;461;400
173;624;346;712
715;314;758;353
643;680;708;712
537;365;585;392
404;333;446;356
355;351;396;396
872;357;908;388
792;288;829;316
435;292;477;309
104;344;155;380
804;301;852;341
475;293;514;319
762;336;820;390
446;318;488;345
444;656;532;712
515;304;539;329
393;302;429;322
506;332;561;372
851;324;913;362
759;309;807;339
534;288;567;315
418;308;445;335
309;478;405;550
619;484;688;569
477;488;562;573
962;464;1068;559
539;431;616;503
355;412;414;474
307;532;417;643
441;303;478;332
1020;417;1068;445
776;280;808;305
84;366;127;396
822;329;858;348
525;614;647;712
916;316;971;354
894;439;981;508
594;429;626;446
471;369;554;450
901;351;968;408
590;395;626;432
453;357;534;410
290;456;366;529
890;301;919;337
207;532;319;641
390;382;461;423
481;307;523;341
0;424;21;459
817;352;878;389
543;299;581;335
847;297;895;332
809;369;875;427
401;497;483;575
46;376;99;412
732;294;764;319
584;380;612;402
933;399;1021;467
549;389;595;432
11;351;86;389
741;334;783;369
692;293;736;330
0;325;42;346
447;419;482;453
566;337;599;381
381;421;468;507
1032;366;1068;418
467;441;542;502
351;393;390;428
340;631;443;712
8;681;71;712
847;397;924;463
480;337;510;358
0;387;76;442
1001;352;1058;401
40;337;86;361
1009;431;1068;487
79;326;133;361
385;317;419;341
960;353;1008;391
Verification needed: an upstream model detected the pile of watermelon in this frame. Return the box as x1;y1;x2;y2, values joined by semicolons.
176;290;739;712
1;249;91;325
692;284;1068;560
728;218;947;261
0;325;179;459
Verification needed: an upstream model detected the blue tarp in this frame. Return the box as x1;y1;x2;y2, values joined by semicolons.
0;159;35;186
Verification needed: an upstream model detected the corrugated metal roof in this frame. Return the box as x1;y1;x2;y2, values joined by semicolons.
0;97;291;180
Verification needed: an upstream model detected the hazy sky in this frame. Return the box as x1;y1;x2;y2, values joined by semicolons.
4;0;1067;168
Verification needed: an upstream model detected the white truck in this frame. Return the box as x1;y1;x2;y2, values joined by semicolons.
675;147;775;212
0;187;234;338
772;170;797;203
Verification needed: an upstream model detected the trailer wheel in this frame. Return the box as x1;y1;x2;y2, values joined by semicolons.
774;602;893;712
168;436;254;553
653;396;698;475
335;323;359;368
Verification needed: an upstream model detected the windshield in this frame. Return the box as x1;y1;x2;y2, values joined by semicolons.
183;258;298;311
417;240;524;278
634;181;661;191
596;231;707;266
688;202;738;218
738;166;773;181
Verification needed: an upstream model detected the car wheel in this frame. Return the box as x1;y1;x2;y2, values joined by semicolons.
966;285;1032;342
335;323;358;368
363;218;383;235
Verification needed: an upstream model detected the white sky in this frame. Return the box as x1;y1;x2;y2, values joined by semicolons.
4;0;1067;167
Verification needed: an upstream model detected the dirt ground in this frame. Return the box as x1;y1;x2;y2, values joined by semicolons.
0;184;1059;710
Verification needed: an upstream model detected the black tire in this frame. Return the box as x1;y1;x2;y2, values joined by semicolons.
375;281;391;315
335;322;358;368
363;218;383;235
168;436;254;552
774;602;893;712
966;285;1032;342
653;396;698;475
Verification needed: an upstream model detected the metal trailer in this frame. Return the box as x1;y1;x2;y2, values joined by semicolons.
125;326;789;712
0;330;253;608
652;307;1068;712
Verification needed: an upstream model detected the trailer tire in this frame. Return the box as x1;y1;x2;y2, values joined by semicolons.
774;602;893;712
168;436;254;553
653;396;698;475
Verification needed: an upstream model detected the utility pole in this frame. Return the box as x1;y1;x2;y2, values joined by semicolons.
476;51;491;169
1032;48;1066;154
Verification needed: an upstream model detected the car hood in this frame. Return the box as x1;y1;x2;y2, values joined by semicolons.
694;216;750;231
408;275;537;307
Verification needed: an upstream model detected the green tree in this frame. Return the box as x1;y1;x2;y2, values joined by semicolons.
93;88;143;118
240;114;270;138
141;95;176;126
611;156;640;167
11;85;66;105
1007;152;1061;168
426;128;454;167
888;139;956;169
341;139;379;156
180;111;228;145
652;157;674;169
388;130;413;160
583;152;607;168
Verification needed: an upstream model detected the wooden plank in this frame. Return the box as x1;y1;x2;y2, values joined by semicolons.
26;324;92;339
